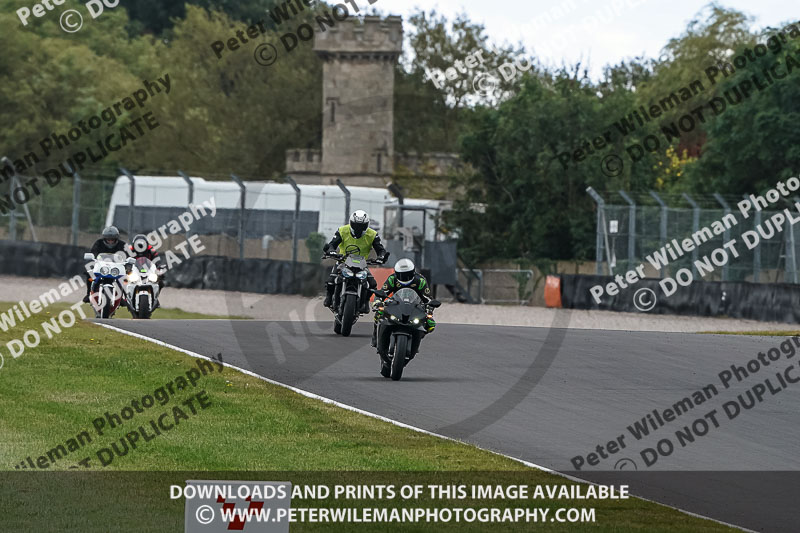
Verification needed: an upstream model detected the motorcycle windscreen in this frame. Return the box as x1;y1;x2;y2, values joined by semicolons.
96;252;125;263
135;257;153;272
394;288;421;304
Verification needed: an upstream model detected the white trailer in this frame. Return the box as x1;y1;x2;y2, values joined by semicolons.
105;175;443;240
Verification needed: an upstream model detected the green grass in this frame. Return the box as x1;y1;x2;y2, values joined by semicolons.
0;303;735;532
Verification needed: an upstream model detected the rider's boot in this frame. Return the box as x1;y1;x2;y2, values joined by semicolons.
323;283;334;308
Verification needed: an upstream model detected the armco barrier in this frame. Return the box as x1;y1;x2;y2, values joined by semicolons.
0;240;327;296
560;274;800;324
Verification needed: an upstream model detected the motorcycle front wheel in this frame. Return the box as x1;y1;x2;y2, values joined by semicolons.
136;292;152;319
390;335;407;381
340;294;357;337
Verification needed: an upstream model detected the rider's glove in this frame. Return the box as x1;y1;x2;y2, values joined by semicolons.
380;251;391;264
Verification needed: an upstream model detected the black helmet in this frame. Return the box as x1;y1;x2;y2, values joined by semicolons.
102;226;119;247
349;210;369;238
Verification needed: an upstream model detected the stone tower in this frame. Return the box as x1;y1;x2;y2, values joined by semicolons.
286;16;403;186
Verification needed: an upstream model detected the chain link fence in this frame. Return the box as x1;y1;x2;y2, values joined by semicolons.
590;189;799;283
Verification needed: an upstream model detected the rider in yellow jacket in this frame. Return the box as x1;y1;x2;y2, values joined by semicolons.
322;210;389;312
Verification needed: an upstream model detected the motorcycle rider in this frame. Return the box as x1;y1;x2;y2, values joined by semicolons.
322;210;389;313
128;234;166;301
83;226;127;303
128;234;159;262
371;258;436;353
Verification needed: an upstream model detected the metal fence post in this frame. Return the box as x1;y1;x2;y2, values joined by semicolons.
71;165;81;247
788;220;798;283
2;156;38;242
119;167;135;237
682;193;700;277
649;190;668;278
618;190;636;270
586;187;607;275
1;157;17;241
231;174;246;260
335;179;350;225
178;171;194;256
750;194;761;282
387;182;405;227
712;193;731;281
285;176;301;291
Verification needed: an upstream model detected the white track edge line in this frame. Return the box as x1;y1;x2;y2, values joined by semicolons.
94;321;751;532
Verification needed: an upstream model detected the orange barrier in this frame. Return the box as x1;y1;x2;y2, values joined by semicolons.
370;267;393;300
544;275;562;308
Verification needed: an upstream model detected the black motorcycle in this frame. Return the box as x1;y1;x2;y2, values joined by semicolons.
372;288;441;381
323;246;383;337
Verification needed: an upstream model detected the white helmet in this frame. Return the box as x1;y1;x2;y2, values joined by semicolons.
394;258;416;286
349;210;369;238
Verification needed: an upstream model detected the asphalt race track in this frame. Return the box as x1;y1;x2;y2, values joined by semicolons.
105;318;800;532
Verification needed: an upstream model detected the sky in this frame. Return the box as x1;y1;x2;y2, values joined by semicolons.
392;0;793;78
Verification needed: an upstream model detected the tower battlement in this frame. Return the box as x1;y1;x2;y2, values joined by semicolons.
314;15;402;58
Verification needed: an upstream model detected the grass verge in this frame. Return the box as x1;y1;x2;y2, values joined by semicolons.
0;303;734;531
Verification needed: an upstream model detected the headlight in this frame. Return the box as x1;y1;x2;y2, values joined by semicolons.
128;270;141;283
389;315;398;321
148;272;158;283
100;266;109;275
111;267;120;276
341;268;354;278
355;270;367;279
412;318;420;324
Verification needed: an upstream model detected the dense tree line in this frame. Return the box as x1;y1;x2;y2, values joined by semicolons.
1;1;797;264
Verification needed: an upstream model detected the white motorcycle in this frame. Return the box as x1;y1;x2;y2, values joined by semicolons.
84;252;127;319
125;257;163;319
